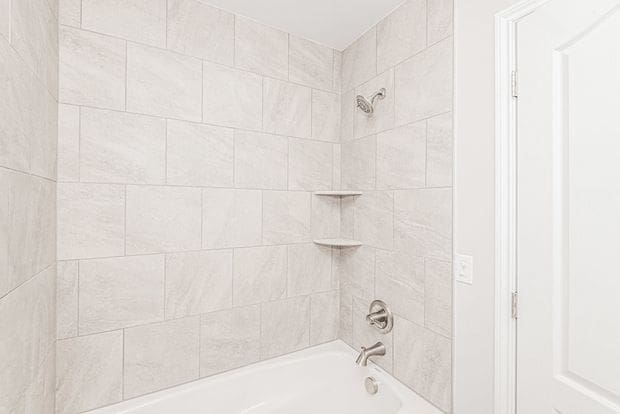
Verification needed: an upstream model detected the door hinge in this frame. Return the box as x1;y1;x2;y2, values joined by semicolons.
511;71;518;98
511;292;518;319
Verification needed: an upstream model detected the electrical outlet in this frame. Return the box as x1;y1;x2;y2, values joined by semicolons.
455;254;473;285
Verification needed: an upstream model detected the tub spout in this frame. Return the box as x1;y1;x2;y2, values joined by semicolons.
355;342;386;366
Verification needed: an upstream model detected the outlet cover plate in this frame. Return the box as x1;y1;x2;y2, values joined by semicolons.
455;254;473;285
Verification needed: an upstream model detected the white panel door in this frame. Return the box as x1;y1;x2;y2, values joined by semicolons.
516;0;620;413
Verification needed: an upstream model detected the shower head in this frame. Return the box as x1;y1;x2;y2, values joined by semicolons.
356;88;386;115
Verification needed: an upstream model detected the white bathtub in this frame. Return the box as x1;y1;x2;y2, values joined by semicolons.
88;340;441;414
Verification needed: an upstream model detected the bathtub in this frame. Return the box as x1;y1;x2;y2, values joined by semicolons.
88;340;441;414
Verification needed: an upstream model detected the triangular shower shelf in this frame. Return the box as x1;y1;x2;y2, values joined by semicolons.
313;191;363;197
313;238;362;248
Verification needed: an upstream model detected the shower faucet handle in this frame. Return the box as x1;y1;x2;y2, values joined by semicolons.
365;300;393;334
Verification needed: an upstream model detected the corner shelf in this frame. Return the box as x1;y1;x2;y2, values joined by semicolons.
313;191;363;197
313;238;362;248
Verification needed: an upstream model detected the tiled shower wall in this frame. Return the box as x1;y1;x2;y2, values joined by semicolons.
55;1;342;412
0;0;59;412
337;0;454;412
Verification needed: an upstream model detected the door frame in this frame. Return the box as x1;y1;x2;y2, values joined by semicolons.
493;1;549;413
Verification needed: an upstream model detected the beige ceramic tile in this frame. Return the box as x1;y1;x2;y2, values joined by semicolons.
260;296;310;359
56;331;123;414
59;26;126;110
80;107;166;184
262;191;312;244
312;90;341;142
166;120;234;187
203;61;263;131
263;78;312;139
310;290;340;345
233;246;287;306
167;0;234;64
288;138;333;191
426;112;453;187
425;258;452;337
394;317;452;412
57;104;80;182
341;136;376;190
376;0;426;72
124;317;200;398
395;37;453;125
234;16;288;79
200;305;260;377
125;185;202;254
428;0;454;45
57;260;78;339
352;190;394;249
287;243;333;297
82;0;166;47
289;35;333;90
165;250;233;319
376;121;426;189
79;255;165;334
234;130;288;190
202;188;262;249
57;183;125;260
59;0;81;27
127;43;202;121
342;28;376;92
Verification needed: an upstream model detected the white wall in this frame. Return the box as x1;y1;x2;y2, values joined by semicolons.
453;0;519;412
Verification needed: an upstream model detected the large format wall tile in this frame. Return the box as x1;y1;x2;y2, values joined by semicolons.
395;188;452;261
289;36;333;90
352;190;394;249
376;0;426;72
341;136;376;190
79;255;165;334
376;121;426;189
82;0;166;47
10;0;59;97
57;183;125;260
126;185;202;254
263;78;312;138
127;43;202;121
59;0;80;27
287;243;333;297
260;296;310;359
0;170;8;294
166;120;234;187
0;0;8;40
167;0;234;65
233;246;287;306
425;258;452;337
203;61;263;131
80;107;166;184
200;306;260;377
342;28;377;92
311;90;341;142
234;16;288;79
310;290;339;345
57;104;79;182
202;188;262;249
57;260;78;339
59;26;126;110
426;112;453;187
5;172;55;294
288;138;333;191
0;266;55;413
427;0;454;45
165;250;233;319
124;317;200;398
234;130;288;190
56;331;123;414
395;37;453;125
394;317;452;412
263;191;311;244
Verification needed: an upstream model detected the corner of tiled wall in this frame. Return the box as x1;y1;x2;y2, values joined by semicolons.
0;0;59;412
336;0;454;412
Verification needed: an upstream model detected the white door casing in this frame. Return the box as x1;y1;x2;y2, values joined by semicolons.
516;0;620;413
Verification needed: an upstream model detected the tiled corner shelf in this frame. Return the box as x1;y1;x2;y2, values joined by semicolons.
313;191;363;197
313;238;362;248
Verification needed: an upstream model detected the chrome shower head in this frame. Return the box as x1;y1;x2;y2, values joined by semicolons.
355;88;386;116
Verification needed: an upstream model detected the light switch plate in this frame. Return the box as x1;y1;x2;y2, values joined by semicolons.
455;254;473;285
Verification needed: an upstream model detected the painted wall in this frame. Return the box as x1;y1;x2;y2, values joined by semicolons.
337;0;454;412
0;0;59;412
55;1;342;412
453;0;520;412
